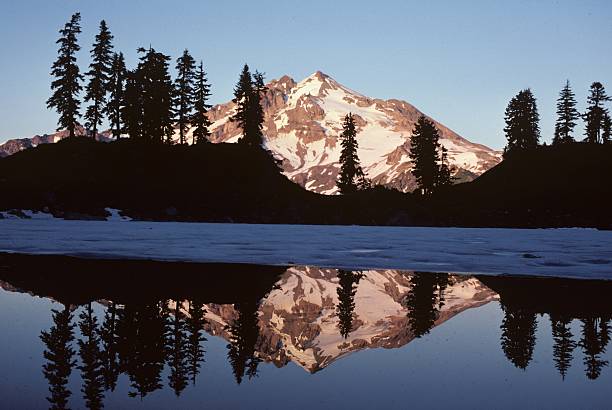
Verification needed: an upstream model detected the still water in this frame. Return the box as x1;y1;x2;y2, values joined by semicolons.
0;253;611;409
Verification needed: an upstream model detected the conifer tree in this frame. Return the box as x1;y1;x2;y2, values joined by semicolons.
550;315;576;380
336;270;363;338
553;81;580;145
503;89;540;158
84;20;114;139
106;52;127;139
230;65;267;147
122;69;144;140
174;50;197;145
191;62;212;144
409;115;450;195
77;303;105;409
583;82;611;144
336;113;369;194
47;12;83;138
230;64;254;141
137;47;174;143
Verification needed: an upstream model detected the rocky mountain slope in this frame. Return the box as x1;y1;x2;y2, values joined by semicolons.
0;72;501;193
199;267;497;373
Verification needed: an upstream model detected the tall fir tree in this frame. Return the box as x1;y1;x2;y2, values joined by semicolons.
191;61;212;144
336;270;363;338
77;303;105;409
602;112;612;144
230;65;267;147
47;12;83;138
174;50;197;145
503;89;540;158
553;81;580;145
84;20;114;139
336;113;369;194
409;115;451;195
105;52;127;139
583;82;611;144
230;64;254;142
137;47;175;143
122;69;144;140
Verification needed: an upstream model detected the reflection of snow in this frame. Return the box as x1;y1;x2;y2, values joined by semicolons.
1;219;611;280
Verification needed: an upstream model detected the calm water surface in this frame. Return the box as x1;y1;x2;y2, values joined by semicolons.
0;253;611;409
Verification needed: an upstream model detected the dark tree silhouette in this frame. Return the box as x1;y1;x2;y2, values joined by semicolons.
579;317;610;380
550;315;576;380
503;89;540;158
583;82;611;144
230;65;267;147
191;61;212;144
47;12;83;138
84;20;114;139
137;47;175;144
166;300;189;396
186;299;207;385
336;113;369;194
553;81;580;145
499;303;537;370
336;270;364;338
409;115;450;195
174;50;197;145
226;300;262;384
122;69;144;140
404;272;448;337
99;301;120;392
77;303;105;409
116;301;167;398
40;305;76;410
106;52;127;140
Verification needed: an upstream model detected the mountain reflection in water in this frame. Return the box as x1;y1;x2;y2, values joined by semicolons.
0;253;611;409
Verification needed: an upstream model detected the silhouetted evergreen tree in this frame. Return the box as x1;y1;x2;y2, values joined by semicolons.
99;302;120;391
122;69;144;139
40;305;76;410
553;81;580;145
77;303;105;409
336;270;364;338
226;300;261;384
47;13;83;138
230;65;267;147
174;50;197;145
137;47;175;143
116;301;166;398
583;82;611;144
337;113;369;194
105;53;127;139
503;89;540;158
84;20;114;139
499;303;537;370
404;272;448;337
579;317;610;380
186;299;207;385
191;62;212;144
550;315;576;380
166;301;189;396
409;115;450;195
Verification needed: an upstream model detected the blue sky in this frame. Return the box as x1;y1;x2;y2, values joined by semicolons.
1;0;611;148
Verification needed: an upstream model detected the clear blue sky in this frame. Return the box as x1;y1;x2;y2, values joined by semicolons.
1;0;611;149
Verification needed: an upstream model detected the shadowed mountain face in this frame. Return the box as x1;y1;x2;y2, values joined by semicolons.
0;72;501;193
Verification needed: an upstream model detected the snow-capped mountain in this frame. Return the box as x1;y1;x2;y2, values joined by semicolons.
0;71;501;193
205;71;502;193
200;267;497;373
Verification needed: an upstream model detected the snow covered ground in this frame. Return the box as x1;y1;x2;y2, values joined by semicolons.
0;218;611;280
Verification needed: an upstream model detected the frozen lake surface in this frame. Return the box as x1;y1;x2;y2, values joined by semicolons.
1;218;612;279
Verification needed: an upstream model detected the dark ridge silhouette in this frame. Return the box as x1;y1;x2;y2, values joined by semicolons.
0;252;286;305
480;275;612;378
1;138;611;227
